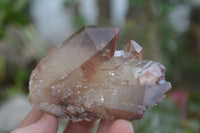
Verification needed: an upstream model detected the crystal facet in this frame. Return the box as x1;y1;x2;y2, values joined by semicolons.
28;27;171;121
124;40;143;60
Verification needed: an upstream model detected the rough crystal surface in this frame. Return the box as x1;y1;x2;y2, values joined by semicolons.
28;27;171;121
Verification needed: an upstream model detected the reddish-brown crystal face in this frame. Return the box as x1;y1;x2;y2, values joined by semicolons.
123;40;143;60
28;27;171;121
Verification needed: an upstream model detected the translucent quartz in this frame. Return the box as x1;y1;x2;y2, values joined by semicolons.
28;27;171;121
123;40;143;60
67;55;171;121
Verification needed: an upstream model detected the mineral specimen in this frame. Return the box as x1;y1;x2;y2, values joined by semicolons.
28;27;171;121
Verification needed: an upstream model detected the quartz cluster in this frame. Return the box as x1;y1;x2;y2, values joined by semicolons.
28;27;171;121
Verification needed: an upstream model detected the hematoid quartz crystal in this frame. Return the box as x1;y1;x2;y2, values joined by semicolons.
28;27;171;121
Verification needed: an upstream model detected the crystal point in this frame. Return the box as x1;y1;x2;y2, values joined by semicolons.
124;40;143;60
28;27;171;121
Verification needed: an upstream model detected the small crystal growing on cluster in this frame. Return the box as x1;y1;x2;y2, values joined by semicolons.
28;27;171;121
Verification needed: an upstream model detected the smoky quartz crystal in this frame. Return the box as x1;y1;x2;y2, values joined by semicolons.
28;27;171;121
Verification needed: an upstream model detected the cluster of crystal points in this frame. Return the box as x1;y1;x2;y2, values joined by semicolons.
28;27;171;121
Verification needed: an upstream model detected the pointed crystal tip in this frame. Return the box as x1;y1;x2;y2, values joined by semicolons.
28;27;171;122
124;40;143;60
